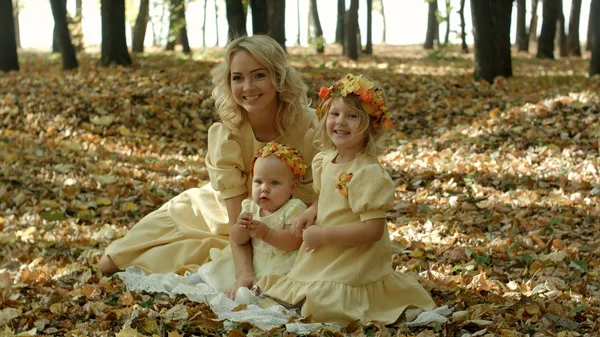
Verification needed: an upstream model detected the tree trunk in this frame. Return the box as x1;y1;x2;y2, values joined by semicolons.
444;0;450;45
567;0;582;56
336;0;345;44
424;0;439;49
132;0;149;53
179;26;191;53
267;0;286;51
73;0;84;52
50;0;78;70
459;0;467;52
470;0;513;83
101;0;132;67
0;0;19;71
364;0;373;54
202;0;208;47
345;0;359;60
556;0;567;57
13;0;20;49
53;0;67;53
586;1;593;51
296;0;301;45
379;0;386;44
309;0;324;53
529;0;539;42
537;0;559;59
226;0;247;41
251;0;268;35
214;0;219;46
516;0;529;51
590;0;600;76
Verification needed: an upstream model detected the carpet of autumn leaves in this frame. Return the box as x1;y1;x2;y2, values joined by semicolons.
1;44;600;337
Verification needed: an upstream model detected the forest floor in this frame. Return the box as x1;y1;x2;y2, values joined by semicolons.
1;44;600;336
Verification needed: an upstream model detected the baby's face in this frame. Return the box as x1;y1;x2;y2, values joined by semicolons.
251;155;297;213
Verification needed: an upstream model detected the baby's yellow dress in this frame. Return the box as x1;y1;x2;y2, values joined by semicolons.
104;111;318;274
197;198;306;293
259;152;436;325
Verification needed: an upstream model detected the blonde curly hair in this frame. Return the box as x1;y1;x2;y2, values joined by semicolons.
210;35;308;136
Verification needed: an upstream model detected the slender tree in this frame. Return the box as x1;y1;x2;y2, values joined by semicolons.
202;0;208;47
132;0;150;53
335;0;345;44
52;0;67;53
567;0;582;56
214;0;219;46
591;0;600;76
537;0;559;59
72;0;84;51
443;0;451;45
267;0;286;50
458;0;468;52
13;0;21;49
166;0;191;53
226;0;247;40
1;0;19;71
251;0;268;34
364;0;373;54
556;0;567;57
309;0;324;53
100;0;132;66
345;0;359;60
378;0;386;44
470;0;513;83
529;0;539;42
586;1;593;51
296;0;301;45
49;0;78;70
424;0;439;49
516;0;529;52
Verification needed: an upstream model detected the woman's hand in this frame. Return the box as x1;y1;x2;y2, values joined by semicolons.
303;225;324;252
226;272;257;299
248;220;271;240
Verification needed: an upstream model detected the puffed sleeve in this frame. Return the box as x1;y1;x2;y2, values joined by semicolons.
348;164;395;222
205;123;248;199
282;199;308;225
311;152;326;194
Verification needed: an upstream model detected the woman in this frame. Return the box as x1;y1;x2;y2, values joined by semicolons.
98;35;319;299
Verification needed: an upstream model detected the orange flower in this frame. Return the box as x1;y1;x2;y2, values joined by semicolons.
335;172;353;197
318;86;330;100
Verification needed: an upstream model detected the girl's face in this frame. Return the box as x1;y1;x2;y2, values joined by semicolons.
229;50;279;118
326;98;367;159
252;155;298;214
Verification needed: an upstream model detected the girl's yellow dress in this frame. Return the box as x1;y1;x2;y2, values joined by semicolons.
104;111;318;274
259;152;436;324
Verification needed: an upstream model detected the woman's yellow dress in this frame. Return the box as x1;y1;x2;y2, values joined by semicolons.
104;111;318;274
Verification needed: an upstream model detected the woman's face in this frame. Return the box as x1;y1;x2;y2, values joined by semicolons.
229;50;279;118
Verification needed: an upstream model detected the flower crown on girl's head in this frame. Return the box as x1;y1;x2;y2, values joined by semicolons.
316;73;393;129
249;142;308;177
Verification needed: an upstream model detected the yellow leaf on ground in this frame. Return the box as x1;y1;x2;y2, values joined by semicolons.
96;197;112;206
121;202;139;212
116;327;146;337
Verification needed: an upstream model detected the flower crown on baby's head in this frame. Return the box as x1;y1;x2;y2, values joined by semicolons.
316;73;393;129
249;142;308;177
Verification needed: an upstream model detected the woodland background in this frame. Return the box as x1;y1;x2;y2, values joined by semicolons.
1;0;600;336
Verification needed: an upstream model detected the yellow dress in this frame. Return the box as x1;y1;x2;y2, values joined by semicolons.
197;198;306;293
104;110;318;274
258;152;436;325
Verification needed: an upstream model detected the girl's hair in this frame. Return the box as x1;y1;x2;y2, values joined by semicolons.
210;35;308;136
316;95;388;156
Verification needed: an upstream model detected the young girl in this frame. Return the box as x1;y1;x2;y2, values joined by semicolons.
258;74;436;324
195;142;307;301
97;35;319;299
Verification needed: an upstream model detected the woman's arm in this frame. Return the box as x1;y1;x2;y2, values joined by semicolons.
290;201;318;237
224;193;257;299
303;218;384;251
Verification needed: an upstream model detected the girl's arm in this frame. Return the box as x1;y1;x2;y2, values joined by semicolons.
259;224;303;251
290;201;318;237
303;218;385;251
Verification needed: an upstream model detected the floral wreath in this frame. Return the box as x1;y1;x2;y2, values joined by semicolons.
249;142;308;177
316;73;393;129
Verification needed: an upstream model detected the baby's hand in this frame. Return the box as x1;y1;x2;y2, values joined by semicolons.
303;225;323;252
248;220;271;240
291;211;315;237
236;212;253;231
